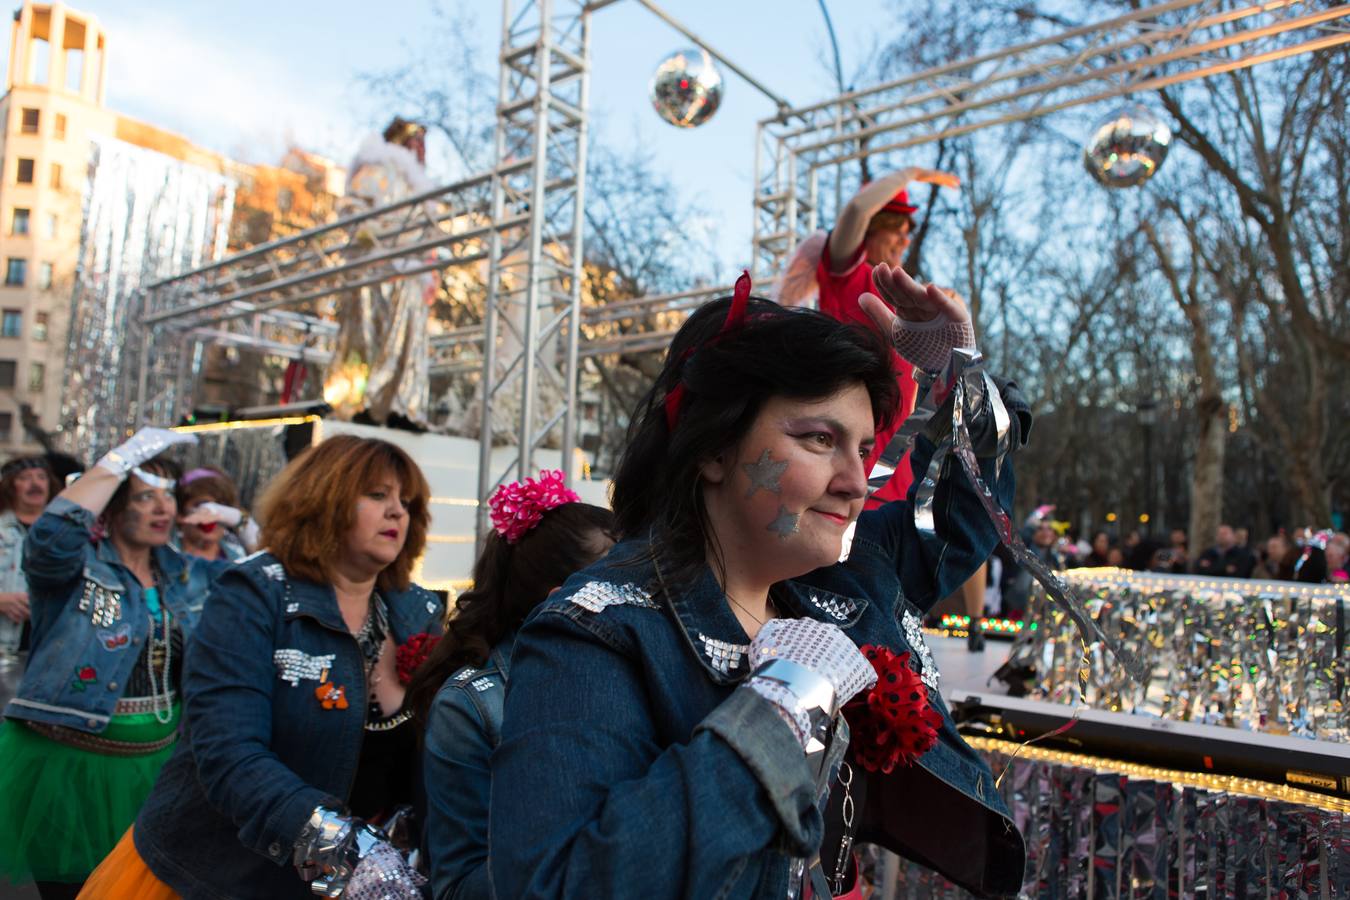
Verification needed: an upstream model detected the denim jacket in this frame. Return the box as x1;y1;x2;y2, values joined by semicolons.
132;551;445;900
0;510;28;654
489;429;1030;900
424;632;515;900
4;497;198;733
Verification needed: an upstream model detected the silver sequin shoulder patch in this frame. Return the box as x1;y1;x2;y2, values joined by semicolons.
569;581;659;614
901;609;940;692
808;593;855;622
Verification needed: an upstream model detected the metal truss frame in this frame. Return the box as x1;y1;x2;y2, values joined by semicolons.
129;0;1350;542
134;172;501;426
751;0;1350;276
473;0;590;540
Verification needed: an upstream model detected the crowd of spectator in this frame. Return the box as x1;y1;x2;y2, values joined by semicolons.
980;510;1348;620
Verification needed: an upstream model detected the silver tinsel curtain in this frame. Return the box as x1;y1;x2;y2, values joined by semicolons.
60;134;235;460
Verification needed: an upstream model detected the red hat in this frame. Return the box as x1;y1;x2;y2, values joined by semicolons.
881;189;918;216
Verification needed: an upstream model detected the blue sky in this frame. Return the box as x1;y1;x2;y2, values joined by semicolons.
6;0;894;271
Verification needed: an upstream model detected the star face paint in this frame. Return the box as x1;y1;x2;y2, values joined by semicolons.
767;505;801;539
742;449;788;498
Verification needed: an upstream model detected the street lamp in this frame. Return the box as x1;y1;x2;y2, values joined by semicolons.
1137;395;1157;535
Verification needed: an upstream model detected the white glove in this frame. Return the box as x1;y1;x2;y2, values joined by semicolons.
96;427;197;480
238;516;262;552
343;842;427;899
861;262;977;373
181;502;243;528
745;618;876;750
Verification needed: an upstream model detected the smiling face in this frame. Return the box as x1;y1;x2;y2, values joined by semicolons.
702;384;874;587
111;475;177;549
343;473;411;575
864;218;913;268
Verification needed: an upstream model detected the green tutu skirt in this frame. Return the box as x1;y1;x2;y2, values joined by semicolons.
0;705;180;884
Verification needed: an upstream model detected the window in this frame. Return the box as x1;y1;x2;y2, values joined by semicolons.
5;259;26;287
38;262;52;290
0;413;11;442
65;48;84;92
16;159;33;184
11;208;29;236
1;311;20;338
0;361;15;389
44;214;56;239
28;362;43;393
33;312;48;342
54;113;66;140
20;108;39;134
49;163;62;190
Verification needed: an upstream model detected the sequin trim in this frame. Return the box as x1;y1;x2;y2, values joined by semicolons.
470;677;494;693
273;649;336;687
569;581;658;614
901;609;940;691
698;633;749;675
78;579;123;627
808;593;854;622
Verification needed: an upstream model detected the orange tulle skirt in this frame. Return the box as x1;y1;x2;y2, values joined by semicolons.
77;827;179;900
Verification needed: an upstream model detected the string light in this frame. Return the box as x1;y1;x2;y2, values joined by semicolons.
966;736;1350;814
932;615;1029;638
171;415;322;434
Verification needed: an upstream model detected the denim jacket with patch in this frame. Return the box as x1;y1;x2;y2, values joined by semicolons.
4;497;200;732
489;422;1030;899
423;632;515;900
132;551;445;900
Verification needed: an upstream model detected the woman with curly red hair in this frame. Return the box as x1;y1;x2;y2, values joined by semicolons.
82;435;442;899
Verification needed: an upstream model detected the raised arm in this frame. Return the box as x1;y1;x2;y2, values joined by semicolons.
858;264;1031;610
828;168;958;274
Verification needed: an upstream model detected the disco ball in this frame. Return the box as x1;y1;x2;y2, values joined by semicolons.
649;48;722;129
1082;103;1172;188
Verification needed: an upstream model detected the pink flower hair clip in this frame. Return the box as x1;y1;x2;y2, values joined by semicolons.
488;469;580;544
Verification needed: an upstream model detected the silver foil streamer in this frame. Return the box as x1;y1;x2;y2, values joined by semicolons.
1004;570;1348;743
885;746;1349;898
60;134;235;460
869;349;1147;689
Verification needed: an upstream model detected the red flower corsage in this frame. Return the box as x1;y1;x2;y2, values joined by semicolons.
842;645;943;773
395;632;441;686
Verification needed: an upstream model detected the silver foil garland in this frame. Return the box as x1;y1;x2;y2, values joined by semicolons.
1004;569;1348;743
887;743;1349;898
60;134;235;460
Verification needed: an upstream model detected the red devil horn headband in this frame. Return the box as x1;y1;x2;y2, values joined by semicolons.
663;271;753;431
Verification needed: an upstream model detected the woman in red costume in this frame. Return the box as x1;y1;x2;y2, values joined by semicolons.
779;169;990;651
778;167;959;506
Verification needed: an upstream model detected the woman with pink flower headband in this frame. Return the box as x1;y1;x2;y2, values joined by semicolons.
405;471;614;900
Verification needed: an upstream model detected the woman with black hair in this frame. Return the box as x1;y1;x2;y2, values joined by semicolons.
488;267;1032;898
407;471;614;900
